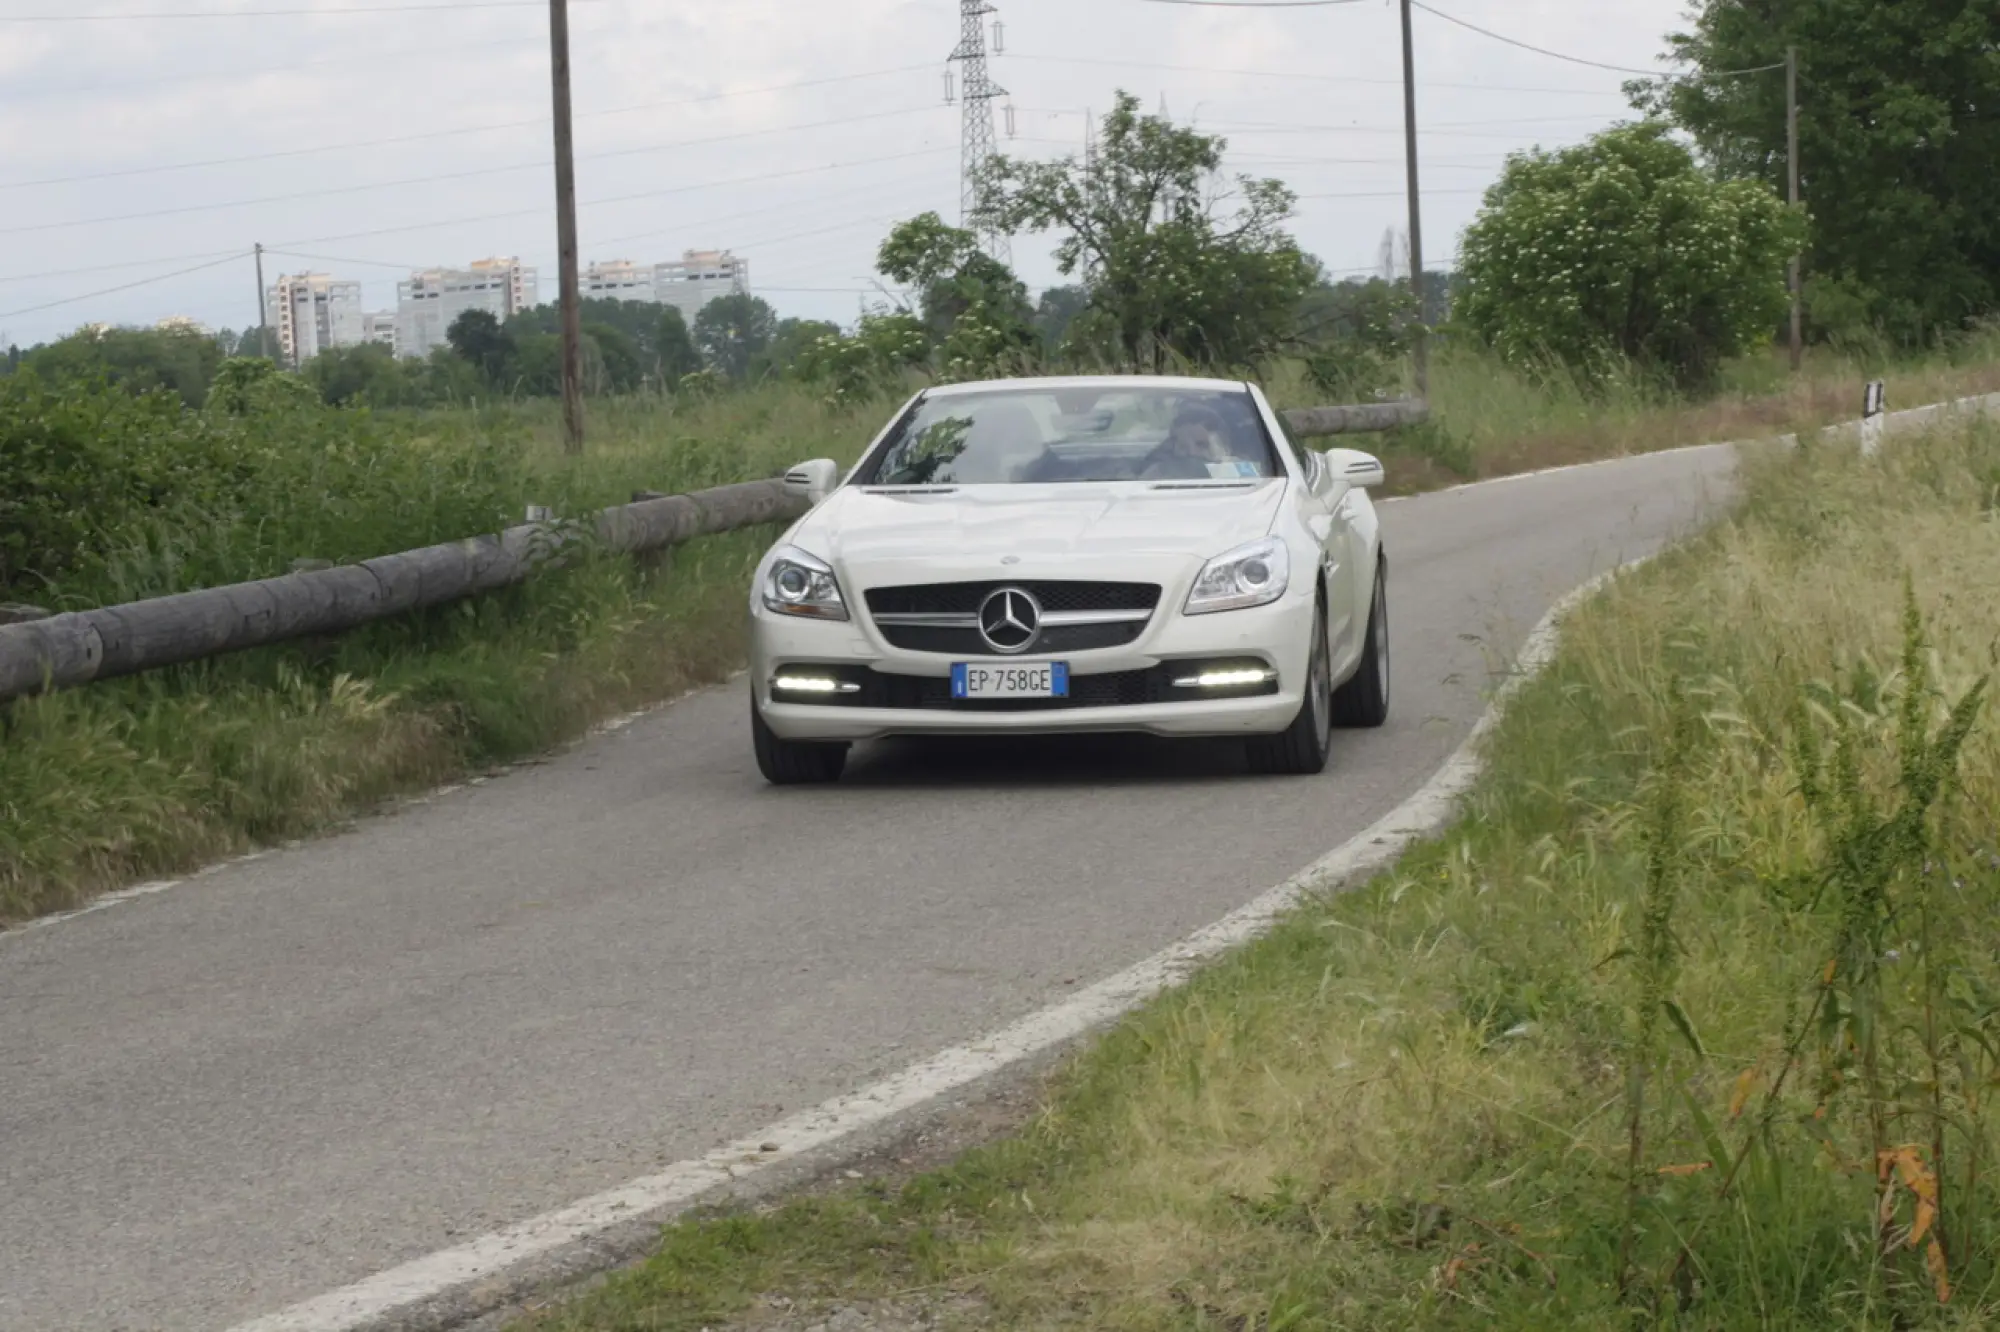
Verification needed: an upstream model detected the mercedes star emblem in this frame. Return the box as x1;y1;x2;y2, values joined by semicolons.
977;587;1042;655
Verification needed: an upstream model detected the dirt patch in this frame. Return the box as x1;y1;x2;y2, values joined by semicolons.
726;1294;991;1332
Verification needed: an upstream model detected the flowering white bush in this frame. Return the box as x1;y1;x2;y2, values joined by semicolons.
1456;124;1803;389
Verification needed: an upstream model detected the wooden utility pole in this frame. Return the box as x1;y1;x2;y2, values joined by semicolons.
1399;0;1429;397
1787;45;1802;373
253;242;271;360
549;0;585;452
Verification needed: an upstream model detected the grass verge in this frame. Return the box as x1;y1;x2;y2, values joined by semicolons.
0;381;885;922
516;419;2000;1329
6;347;1997;923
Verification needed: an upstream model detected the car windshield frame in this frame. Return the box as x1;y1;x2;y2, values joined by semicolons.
849;383;1289;488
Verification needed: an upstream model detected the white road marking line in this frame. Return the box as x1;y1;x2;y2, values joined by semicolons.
223;557;1646;1332
9;874;191;935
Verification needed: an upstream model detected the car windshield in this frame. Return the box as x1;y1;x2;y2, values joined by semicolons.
855;384;1282;486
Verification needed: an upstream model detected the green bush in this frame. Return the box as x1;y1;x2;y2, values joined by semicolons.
1457;123;1803;391
0;373;249;599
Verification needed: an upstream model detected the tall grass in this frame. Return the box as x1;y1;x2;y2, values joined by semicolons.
520;421;2000;1331
1261;326;2000;495
0;381;889;921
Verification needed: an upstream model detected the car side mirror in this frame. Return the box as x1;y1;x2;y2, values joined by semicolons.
1322;448;1385;490
782;458;840;507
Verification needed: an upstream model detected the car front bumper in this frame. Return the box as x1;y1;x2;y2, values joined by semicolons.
749;590;1317;742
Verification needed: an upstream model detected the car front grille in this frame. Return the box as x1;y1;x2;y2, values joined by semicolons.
863;580;1160;616
863;580;1161;654
872;621;1147;654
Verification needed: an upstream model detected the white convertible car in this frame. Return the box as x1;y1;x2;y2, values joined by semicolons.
747;375;1390;783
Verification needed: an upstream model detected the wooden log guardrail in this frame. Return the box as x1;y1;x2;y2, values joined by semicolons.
1281;399;1427;437
0;399;1426;703
0;479;806;703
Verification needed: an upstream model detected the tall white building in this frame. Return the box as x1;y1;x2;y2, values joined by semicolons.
582;259;656;300
394;257;539;359
654;249;749;323
577;251;750;323
267;272;365;366
362;312;397;352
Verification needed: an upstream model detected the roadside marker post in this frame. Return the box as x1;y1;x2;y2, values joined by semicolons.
1862;381;1886;456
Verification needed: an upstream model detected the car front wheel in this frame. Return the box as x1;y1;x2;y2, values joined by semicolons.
751;695;848;784
1332;557;1390;728
1246;600;1334;776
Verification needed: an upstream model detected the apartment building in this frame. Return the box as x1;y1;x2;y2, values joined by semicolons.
582;259;656;300
394;257;539;359
266;272;365;366
577;251;750;322
655;249;749;323
362;312;397;352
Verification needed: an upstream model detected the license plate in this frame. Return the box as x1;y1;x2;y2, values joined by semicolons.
952;662;1070;700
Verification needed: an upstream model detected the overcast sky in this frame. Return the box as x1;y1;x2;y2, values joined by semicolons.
0;0;1703;347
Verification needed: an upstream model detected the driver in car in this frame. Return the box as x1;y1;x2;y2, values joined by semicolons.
1139;405;1237;480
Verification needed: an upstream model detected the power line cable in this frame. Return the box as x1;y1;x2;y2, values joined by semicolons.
260;172;956;275
1017;104;1615;130
1128;0;1364;6
0;252;245;320
6;32;539;97
1206;121;1602;139
266;145;959;249
1295;188;1481;199
1408;2;1784;79
1007;51;1627;96
0;246;247;287
0;105;948;236
587;170;953;251
0;63;937;191
0;2;604;20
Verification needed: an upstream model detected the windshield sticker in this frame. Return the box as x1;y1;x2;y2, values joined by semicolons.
1205;461;1261;479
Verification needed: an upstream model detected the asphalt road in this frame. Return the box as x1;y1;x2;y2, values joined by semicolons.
1;444;1739;1331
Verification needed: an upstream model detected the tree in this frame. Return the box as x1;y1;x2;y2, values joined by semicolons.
691;293;778;381
206;356;321;417
503;330;563;396
876;212;1035;344
446;308;514;384
20;325;226;407
1455;123;1802;390
1296;274;1416;401
1031;285;1089;354
1635;1;2000;346
755;317;842;381
306;343;413;408
506;297;695;389
582;322;642;395
655;305;701;385
795;312;929;406
972;91;1315;371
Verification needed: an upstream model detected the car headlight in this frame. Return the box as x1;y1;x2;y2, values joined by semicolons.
1184;536;1291;615
761;545;848;621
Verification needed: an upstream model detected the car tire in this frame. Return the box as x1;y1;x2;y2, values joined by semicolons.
1246;599;1333;776
1332;557;1391;729
752;696;848;784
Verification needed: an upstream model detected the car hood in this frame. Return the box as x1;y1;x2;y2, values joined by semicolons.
794;481;1287;572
